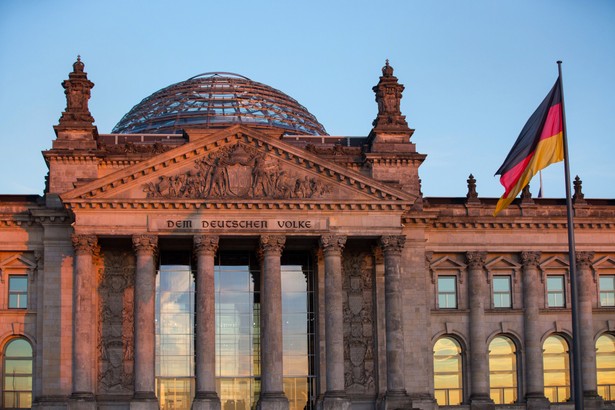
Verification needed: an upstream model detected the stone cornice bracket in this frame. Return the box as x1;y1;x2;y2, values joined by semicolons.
319;234;347;256
193;235;219;255
576;251;595;269
465;251;487;270
132;234;158;255
379;235;406;256
71;234;98;254
259;235;286;256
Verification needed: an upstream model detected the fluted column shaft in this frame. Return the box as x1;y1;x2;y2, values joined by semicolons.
258;235;288;410
577;252;597;396
132;234;158;401
521;251;547;402
380;235;407;394
194;235;220;405
71;234;98;398
321;235;347;395
466;251;491;403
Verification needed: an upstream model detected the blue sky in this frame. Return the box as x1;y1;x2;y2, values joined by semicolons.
1;0;613;199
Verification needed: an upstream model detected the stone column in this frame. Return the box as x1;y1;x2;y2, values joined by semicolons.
379;235;410;409
521;251;549;410
577;252;602;409
257;235;289;410
131;234;158;410
70;234;98;410
466;251;494;410
320;234;349;410
193;235;221;410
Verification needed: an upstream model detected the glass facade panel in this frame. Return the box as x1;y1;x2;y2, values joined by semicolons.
547;276;565;307
8;276;28;309
489;336;517;404
600;276;615;307
543;335;570;403
3;338;33;409
437;276;457;309
433;337;463;406
597;334;615;401
493;276;512;308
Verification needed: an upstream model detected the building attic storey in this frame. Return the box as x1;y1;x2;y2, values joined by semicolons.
0;58;613;410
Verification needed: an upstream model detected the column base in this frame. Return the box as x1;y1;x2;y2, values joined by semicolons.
468;395;495;410
131;392;159;410
584;391;604;410
322;391;350;410
256;392;289;410
379;390;411;410
69;393;96;410
192;392;221;410
525;394;550;410
408;394;438;410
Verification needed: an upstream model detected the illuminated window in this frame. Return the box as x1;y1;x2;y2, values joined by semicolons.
543;335;570;403
600;276;615;307
434;337;463;405
596;334;615;401
438;276;457;309
489;336;517;404
8;276;28;309
2;338;33;409
493;276;512;308
546;276;565;307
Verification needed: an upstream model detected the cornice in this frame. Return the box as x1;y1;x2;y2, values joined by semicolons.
427;220;615;230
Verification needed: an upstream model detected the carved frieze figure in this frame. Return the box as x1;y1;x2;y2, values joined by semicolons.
143;143;331;200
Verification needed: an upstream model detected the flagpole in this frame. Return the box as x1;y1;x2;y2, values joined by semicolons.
558;60;583;410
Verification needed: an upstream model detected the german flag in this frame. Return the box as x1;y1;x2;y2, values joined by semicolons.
494;78;564;215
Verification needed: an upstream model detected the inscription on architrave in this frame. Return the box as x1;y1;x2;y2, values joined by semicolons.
343;251;376;393
149;217;327;232
143;143;331;199
98;250;135;393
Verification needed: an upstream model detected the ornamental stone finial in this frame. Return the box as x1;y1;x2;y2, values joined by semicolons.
466;174;479;203
132;234;158;254
573;175;586;203
521;251;541;268
259;235;286;255
72;234;98;254
465;251;487;269
58;56;95;126
379;235;406;255
193;235;219;255
320;234;347;254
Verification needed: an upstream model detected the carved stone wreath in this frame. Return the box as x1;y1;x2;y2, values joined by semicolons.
143;143;331;200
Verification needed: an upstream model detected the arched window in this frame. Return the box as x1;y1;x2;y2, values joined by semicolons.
434;337;463;406
3;338;33;409
543;335;570;403
489;336;518;404
596;334;615;401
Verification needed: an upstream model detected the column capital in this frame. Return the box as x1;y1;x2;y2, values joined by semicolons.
465;251;487;270
379;235;406;255
194;235;219;255
260;235;286;255
576;251;595;269
320;234;347;255
521;251;542;268
71;234;98;255
132;234;158;254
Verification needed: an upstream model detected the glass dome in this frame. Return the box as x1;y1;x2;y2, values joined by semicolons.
112;72;327;136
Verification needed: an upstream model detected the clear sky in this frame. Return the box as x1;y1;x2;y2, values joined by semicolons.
1;0;613;199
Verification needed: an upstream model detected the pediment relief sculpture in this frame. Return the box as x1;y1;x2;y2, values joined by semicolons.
142;143;332;200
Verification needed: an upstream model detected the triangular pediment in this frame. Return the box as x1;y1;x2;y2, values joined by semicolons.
61;126;416;210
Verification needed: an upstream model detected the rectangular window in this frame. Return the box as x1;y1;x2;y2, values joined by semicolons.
438;276;457;309
493;276;512;308
547;276;565;307
599;275;615;307
8;276;28;309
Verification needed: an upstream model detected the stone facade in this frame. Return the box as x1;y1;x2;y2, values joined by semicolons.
0;59;614;410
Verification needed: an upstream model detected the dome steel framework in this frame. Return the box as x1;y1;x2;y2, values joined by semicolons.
112;72;328;136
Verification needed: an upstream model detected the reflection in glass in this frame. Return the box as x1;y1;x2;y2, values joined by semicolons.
597;334;615;401
489;336;517;404
600;276;615;306
8;276;28;309
3;338;33;409
434;337;463;405
543;335;570;403
156;264;195;410
547;276;565;307
492;276;512;308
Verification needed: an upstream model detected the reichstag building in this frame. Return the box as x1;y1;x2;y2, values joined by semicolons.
1;58;614;410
